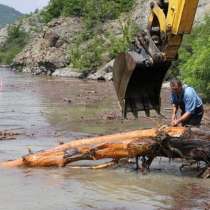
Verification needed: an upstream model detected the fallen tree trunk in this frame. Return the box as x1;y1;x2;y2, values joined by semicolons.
0;127;187;168
1;126;210;178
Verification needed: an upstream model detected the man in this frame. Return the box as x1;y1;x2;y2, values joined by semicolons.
170;78;204;127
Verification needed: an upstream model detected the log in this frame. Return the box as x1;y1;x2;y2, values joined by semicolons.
1;126;210;178
0;127;187;168
0;130;20;141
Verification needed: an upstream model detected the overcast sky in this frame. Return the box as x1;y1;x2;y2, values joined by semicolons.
0;0;50;13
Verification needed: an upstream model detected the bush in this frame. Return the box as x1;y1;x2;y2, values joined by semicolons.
178;15;210;101
41;0;135;25
70;19;138;71
41;0;64;22
108;20;139;58
0;25;29;64
70;35;105;71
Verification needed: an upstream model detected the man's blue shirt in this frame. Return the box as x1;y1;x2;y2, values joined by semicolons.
171;86;203;114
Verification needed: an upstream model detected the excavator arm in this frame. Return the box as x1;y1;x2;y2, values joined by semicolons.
113;0;199;118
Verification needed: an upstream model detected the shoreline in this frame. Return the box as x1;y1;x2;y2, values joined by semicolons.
0;60;114;81
0;64;10;68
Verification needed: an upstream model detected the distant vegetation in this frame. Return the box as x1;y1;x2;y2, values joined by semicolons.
0;25;29;64
41;0;134;26
0;4;22;28
177;15;210;101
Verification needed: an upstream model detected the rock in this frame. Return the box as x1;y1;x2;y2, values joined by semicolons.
104;112;118;120
13;17;83;74
22;66;32;73
131;0;152;27
0;26;8;48
196;0;210;22
87;90;97;94
31;66;47;75
104;72;113;81
63;98;72;103
87;60;114;81
52;67;83;78
43;31;59;47
19;13;45;35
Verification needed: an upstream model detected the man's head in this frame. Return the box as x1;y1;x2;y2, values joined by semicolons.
170;78;183;95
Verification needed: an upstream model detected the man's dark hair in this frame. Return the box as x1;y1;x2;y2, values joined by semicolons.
170;78;182;87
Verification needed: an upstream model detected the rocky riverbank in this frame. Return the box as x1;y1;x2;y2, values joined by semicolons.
10;0;150;79
0;0;210;81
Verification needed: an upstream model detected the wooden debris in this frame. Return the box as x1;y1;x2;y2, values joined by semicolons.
0;126;210;178
0;127;187;167
0;130;20;141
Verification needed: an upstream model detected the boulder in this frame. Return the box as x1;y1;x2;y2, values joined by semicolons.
196;0;210;22
87;60;114;81
52;67;83;78
43;31;59;47
13;17;83;73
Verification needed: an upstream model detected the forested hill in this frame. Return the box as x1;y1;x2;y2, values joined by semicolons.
0;4;23;28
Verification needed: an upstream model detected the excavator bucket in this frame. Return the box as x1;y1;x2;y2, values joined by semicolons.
113;50;171;118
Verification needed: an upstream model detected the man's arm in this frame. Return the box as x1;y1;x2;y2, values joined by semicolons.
171;104;178;125
173;112;191;126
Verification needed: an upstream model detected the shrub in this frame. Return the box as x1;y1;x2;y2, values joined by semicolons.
70;19;138;71
41;0;135;24
70;35;105;71
108;19;139;58
178;15;210;101
0;25;29;64
41;0;64;22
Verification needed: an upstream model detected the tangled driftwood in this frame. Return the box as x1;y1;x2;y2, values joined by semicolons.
0;126;210;178
0;130;19;141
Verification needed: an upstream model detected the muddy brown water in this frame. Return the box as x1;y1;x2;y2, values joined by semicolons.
0;68;210;210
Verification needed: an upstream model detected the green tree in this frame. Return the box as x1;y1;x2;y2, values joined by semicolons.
41;0;135;24
41;0;64;22
178;15;210;101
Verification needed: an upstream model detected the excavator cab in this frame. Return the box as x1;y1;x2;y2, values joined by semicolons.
113;0;199;118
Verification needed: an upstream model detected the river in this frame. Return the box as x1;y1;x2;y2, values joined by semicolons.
0;68;209;210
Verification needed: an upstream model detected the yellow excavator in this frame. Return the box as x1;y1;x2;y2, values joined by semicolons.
113;0;199;118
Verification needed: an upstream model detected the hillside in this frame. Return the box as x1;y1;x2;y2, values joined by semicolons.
0;0;209;88
0;4;23;28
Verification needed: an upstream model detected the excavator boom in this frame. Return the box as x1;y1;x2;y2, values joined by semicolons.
113;0;199;118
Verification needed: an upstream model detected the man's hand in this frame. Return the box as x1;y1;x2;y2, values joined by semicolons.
172;112;191;127
171;119;179;126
